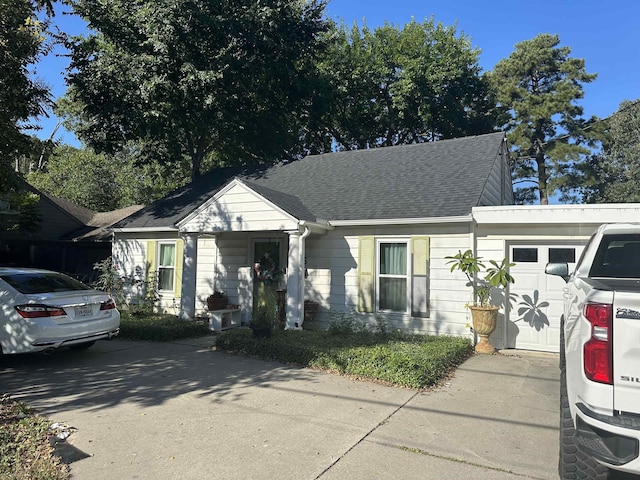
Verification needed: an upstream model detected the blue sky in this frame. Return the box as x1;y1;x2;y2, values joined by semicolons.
34;0;640;145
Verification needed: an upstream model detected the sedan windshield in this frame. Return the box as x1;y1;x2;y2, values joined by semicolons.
1;273;90;294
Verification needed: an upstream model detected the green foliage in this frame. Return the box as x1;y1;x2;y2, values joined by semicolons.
312;18;501;151
27;144;186;210
446;250;515;307
577;99;640;203
92;258;159;314
0;182;42;235
327;310;370;335
0;0;51;168
118;311;211;342
216;329;473;389
92;256;125;301
14;190;41;234
489;33;598;205
63;0;329;181
252;285;278;329
0;395;70;480
326;310;394;335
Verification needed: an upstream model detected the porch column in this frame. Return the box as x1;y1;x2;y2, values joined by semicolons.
285;230;303;329
180;233;198;320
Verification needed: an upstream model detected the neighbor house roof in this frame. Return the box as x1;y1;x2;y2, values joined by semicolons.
0;176;144;242
42;191;144;241
61;204;146;241
113;132;508;229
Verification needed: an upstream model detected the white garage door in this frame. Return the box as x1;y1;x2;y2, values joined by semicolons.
507;244;584;353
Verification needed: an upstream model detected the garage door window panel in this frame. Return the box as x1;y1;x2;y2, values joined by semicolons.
549;248;575;263
513;248;538;263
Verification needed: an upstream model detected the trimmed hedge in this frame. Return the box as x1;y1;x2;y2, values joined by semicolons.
216;329;473;389
118;312;212;342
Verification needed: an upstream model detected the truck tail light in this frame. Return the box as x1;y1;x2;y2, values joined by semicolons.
583;302;613;384
15;304;67;318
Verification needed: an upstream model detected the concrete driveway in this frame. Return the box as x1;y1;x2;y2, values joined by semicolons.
0;338;559;479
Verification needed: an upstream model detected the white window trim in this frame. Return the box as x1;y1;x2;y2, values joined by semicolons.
157;241;177;293
375;238;410;314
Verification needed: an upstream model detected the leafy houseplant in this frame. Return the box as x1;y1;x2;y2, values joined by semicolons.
446;249;515;354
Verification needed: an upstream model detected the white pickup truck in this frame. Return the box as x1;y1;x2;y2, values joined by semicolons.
546;223;640;479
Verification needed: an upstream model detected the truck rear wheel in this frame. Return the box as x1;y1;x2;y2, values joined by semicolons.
560;367;610;479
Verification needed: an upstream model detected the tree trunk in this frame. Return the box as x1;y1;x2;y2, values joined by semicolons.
537;152;548;205
534;134;548;205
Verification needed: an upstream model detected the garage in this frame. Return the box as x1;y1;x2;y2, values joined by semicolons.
472;203;640;353
506;243;584;352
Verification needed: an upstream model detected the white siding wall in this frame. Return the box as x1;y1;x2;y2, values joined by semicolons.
181;183;298;233
112;232;182;313
214;232;249;303
194;236;217;315
304;223;475;337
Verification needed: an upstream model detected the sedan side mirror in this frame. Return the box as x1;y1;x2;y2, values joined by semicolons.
545;262;570;282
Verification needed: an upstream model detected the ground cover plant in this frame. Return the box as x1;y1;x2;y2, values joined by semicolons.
216;328;473;389
0;395;70;480
118;311;212;342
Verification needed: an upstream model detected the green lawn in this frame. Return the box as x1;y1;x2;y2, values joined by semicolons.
216;328;473;389
117;312;474;389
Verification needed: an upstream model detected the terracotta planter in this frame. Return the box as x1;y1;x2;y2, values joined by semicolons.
470;305;499;354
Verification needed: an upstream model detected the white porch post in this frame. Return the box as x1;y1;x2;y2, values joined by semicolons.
180;233;198;320
285;230;303;329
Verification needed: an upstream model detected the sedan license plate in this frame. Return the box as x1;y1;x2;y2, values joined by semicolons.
74;305;93;318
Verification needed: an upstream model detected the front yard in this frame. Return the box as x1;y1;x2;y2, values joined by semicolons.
1;312;473;478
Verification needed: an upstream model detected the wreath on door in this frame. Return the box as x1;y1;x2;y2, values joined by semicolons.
253;252;283;284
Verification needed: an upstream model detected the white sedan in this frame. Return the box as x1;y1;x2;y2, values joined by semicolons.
0;267;120;355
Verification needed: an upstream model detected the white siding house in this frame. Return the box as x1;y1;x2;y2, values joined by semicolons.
119;132;613;352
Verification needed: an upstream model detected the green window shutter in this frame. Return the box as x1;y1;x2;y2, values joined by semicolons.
411;236;430;318
358;236;375;313
174;239;184;298
146;241;157;283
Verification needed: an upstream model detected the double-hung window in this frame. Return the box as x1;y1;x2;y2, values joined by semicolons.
157;242;176;291
377;240;409;312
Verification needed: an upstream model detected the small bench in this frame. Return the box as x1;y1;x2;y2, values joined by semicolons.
209;308;242;332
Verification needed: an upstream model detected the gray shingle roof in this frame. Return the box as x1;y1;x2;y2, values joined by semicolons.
114;132;506;229
112;166;253;229
248;132;506;221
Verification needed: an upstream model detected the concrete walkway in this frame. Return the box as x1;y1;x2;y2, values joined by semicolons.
0;338;559;479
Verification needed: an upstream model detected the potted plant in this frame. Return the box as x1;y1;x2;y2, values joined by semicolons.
446;249;515;354
250;288;277;338
207;291;227;311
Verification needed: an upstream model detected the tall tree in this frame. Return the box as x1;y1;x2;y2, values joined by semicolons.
490;34;597;205
311;19;501;151
0;0;54;235
27;145;185;211
576;99;640;203
62;0;328;181
0;0;52;184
